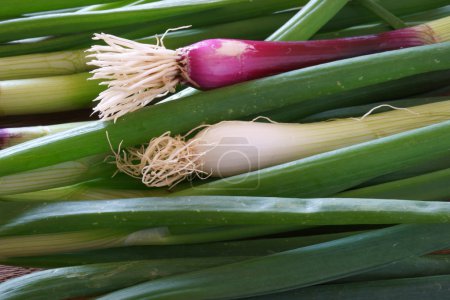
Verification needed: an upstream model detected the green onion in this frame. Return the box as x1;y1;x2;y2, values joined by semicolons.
340;255;450;283
2;197;450;235
87;17;450;120
0;122;88;149
301;96;448;122
113;100;450;187
0;155;113;196
0;0;119;19
1;231;360;267
175;120;450;197
1;43;449;177
337;168;450;200
0;12;297;79
320;0;449;32
251;275;450;299
362;152;450;186
2;254;449;300
0;50;89;80
0;184;168;201
0;258;250;300
268;0;349;41
0;73;101;116
0;0;303;44
0;225;310;257
258;70;450;122
96;224;450;300
357;0;408;29
314;5;450;39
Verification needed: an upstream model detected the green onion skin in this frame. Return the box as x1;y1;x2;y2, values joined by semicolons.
258;70;450;122
0;122;88;150
0;232;359;268
0;258;250;300
361;152;450;187
301;96;449;123
1;43;449;177
0;13;295;58
2;255;449;300
314;5;450;39
250;275;450;300
268;0;350;41
96;224;450;300
0;11;300;80
0;155;114;196
0;0;303;44
0;50;89;80
320;0;450;32
3;165;448;202
357;0;408;29
2;197;450;235
0;0;120;19
337;168;450;200
0;73;102;116
339;255;450;283
175;121;450;197
1;1;447;59
0;225;309;258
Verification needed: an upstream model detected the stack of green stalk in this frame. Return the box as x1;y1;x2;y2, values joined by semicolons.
1;0;450;299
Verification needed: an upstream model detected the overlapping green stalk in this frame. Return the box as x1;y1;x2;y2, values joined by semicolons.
0;155;113;196
1;43;449;177
251;274;450;299
96;224;450;299
1;196;450;235
2;254;450;300
338;168;450;200
0;231;360;267
0;0;303;43
175;121;450;197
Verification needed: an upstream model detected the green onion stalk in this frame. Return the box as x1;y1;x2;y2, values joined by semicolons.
337;168;450;200
0;0;304;44
173;120;450;198
0;155;114;196
251;274;450;300
301;96;449;122
2;197;450;236
360;151;450;186
0;0;447;47
0;73;102;116
357;0;408;29
314;5;450;39
111;100;450;187
5;163;450;203
0;122;88;149
0;258;251;300
1;43;449;177
94;224;450;300
0;232;361;267
2;254;450;300
0;12;298;79
0;0;120;19
0;225;312;258
1;0;447;61
0;0;341;195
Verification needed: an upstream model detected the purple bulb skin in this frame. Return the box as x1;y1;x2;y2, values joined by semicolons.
182;28;426;90
0;129;9;150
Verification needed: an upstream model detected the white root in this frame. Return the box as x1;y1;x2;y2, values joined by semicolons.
87;33;183;121
111;132;209;188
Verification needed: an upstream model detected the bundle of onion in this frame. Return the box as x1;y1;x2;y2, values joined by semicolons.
110;100;450;187
87;16;450;120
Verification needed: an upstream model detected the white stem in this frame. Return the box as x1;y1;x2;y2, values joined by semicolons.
113;100;450;187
